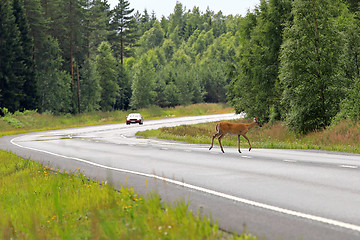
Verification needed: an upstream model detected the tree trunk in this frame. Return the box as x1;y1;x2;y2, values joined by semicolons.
76;61;81;113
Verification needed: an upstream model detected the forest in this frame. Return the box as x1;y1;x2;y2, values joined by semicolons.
1;0;360;133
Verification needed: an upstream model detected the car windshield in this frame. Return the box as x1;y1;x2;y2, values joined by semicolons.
128;114;141;118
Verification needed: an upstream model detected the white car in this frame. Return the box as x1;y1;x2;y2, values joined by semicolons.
126;113;143;125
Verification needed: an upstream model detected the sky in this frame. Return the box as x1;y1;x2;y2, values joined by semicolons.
108;0;260;18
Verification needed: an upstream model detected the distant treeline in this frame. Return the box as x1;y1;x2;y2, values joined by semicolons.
1;0;360;133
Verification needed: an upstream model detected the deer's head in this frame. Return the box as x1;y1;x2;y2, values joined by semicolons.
254;117;262;127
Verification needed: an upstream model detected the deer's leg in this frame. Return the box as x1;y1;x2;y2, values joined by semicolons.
209;132;220;150
237;135;241;153
209;135;215;150
243;135;252;151
218;134;225;153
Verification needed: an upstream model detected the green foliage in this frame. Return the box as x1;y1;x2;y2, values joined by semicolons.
227;0;292;123
337;77;360;121
84;0;112;59
96;41;119;111
37;37;72;114
115;65;132;110
0;0;25;112
163;82;181;107
137;21;164;55
0;108;37;128
13;0;38;110
335;10;360;122
2;116;24;128
280;0;348;133
130;53;156;109
80;58;101;112
109;0;137;64
2;0;360;132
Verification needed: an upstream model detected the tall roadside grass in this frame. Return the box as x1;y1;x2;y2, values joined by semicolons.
137;119;360;154
1;151;255;239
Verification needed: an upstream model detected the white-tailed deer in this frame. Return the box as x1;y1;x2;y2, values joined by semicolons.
209;117;262;153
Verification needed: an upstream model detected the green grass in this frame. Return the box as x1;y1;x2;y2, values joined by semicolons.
0;151;256;239
137;119;360;154
1;103;257;239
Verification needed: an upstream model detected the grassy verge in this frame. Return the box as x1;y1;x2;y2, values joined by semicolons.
137;119;360;154
1;104;257;239
0;151;256;239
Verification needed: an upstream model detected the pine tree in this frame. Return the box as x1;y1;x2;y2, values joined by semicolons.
84;0;111;59
23;0;48;63
44;0;86;113
109;0;137;64
37;36;72;113
115;65;131;110
13;0;39;110
0;0;24;112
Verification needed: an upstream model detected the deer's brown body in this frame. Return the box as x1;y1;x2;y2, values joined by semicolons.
209;117;262;153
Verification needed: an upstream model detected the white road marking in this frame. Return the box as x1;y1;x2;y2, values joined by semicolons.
283;159;297;163
10;136;360;233
339;165;358;169
242;155;251;158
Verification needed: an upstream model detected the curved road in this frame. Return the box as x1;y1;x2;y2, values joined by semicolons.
1;113;360;240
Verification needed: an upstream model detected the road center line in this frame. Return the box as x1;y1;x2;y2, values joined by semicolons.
10;136;360;233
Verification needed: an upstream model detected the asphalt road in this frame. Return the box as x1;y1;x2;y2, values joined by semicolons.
1;113;360;240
